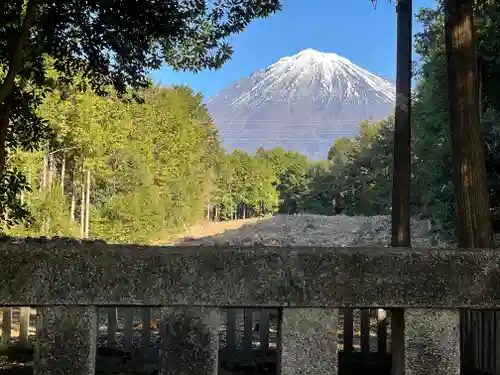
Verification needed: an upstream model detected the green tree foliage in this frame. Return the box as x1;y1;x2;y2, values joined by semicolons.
0;0;282;227
255;147;310;214
291;119;395;216
8;82;222;243
7;77;308;243
212;149;281;221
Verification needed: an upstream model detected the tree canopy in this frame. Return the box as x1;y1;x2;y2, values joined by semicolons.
0;0;281;225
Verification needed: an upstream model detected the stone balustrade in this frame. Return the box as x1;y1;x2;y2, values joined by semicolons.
1;238;498;375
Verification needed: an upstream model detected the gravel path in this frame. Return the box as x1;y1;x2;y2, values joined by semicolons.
178;214;434;247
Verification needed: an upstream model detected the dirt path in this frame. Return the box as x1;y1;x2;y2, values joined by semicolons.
151;218;262;246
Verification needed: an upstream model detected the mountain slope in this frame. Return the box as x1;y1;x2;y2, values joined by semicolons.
206;48;395;159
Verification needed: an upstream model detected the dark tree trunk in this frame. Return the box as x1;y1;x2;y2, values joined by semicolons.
444;0;494;248
391;2;413;375
391;0;412;248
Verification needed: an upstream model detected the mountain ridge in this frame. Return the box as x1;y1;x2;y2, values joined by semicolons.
206;48;396;160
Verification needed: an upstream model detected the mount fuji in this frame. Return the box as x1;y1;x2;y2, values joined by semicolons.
205;48;396;160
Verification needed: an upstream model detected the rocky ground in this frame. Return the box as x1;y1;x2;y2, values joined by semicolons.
178;213;436;247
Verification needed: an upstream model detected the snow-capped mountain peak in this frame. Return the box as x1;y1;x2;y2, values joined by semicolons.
286;48;351;65
257;48;395;104
206;49;395;160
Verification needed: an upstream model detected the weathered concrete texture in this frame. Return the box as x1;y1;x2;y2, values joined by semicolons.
404;309;460;375
280;308;338;375
34;306;97;375
158;307;220;375
1;238;500;307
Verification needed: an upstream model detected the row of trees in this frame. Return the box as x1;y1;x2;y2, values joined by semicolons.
7;82;221;243
3;75;319;243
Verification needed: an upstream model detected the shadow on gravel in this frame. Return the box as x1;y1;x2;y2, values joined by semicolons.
176;214;394;247
177;213;437;248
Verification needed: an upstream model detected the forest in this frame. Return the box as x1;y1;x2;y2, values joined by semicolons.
2;1;500;244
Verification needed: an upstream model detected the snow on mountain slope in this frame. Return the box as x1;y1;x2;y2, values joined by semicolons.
206;48;395;160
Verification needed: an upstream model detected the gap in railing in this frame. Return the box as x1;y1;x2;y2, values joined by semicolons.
4;306;499;375
340;308;391;353
0;307;36;374
0;306;392;374
0;307;36;347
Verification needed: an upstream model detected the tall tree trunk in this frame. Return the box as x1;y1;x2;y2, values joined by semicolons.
445;4;494;373
60;153;66;194
391;2;412;375
84;169;91;238
48;153;54;192
478;59;482;116
70;170;76;222
42;153;48;191
80;172;85;238
391;0;412;248
444;0;494;248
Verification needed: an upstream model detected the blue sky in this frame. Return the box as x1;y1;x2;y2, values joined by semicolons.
150;0;438;99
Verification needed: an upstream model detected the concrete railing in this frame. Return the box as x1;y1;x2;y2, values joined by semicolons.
1;238;499;374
